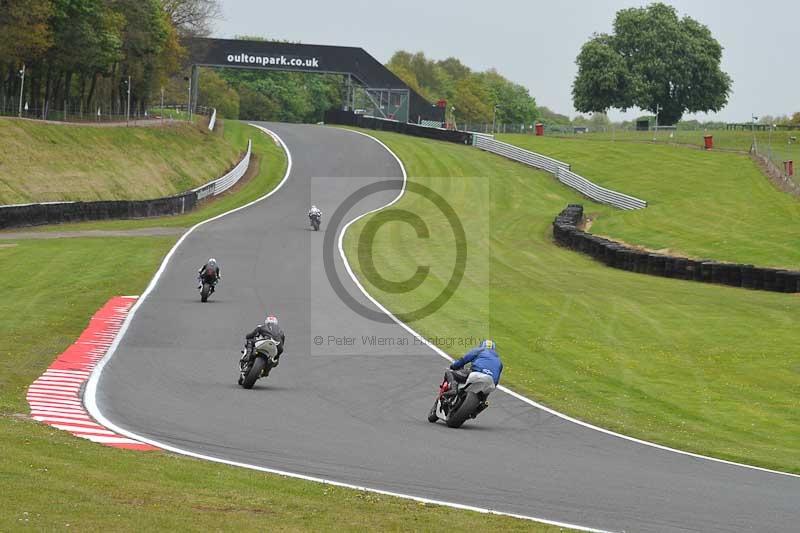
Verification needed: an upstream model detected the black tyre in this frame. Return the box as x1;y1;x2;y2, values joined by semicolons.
201;283;211;303
312;219;320;231
446;391;481;428
428;400;440;423
241;356;266;389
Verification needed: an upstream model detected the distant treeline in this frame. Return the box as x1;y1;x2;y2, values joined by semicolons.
0;0;223;117
386;51;538;125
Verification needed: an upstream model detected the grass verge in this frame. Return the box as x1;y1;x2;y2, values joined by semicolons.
537;127;800;154
0;117;240;204
499;133;800;269
343;128;800;473
0;127;558;531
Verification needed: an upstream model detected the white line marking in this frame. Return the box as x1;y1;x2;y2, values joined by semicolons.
82;124;606;533
49;423;115;435
30;407;89;416
336;127;800;480
34;416;94;425
79;435;148;444
28;399;83;408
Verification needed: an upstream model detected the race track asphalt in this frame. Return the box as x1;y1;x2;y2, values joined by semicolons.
93;122;800;532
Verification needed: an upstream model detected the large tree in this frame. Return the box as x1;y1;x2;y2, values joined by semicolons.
572;3;732;125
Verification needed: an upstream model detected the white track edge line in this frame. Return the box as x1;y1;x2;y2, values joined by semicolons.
82;124;607;533
334;127;800;481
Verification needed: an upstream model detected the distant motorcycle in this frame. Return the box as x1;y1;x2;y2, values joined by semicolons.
309;212;321;231
238;337;281;389
428;370;492;428
199;277;217;303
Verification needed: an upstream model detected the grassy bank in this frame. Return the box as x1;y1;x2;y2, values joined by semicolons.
0;125;554;531
0;121;284;232
499;134;800;269
343;129;800;473
0;117;240;204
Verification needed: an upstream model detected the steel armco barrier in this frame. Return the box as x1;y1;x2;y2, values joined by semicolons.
556;167;647;210
194;139;251;200
473;135;647;210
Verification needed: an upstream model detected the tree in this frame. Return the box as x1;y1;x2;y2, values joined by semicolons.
0;0;53;63
161;0;221;37
197;68;238;118
790;113;800;126
572;2;732;125
538;106;571;125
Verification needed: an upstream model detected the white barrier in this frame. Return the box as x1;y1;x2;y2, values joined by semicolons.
556;167;647;210
208;108;217;131
474;135;570;175
194;139;251;200
473;135;647;209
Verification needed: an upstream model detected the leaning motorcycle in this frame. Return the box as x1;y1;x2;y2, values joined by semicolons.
428;372;492;428
309;213;321;231
199;277;216;303
238;337;281;389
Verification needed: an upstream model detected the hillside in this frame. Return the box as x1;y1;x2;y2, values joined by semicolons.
0;119;242;205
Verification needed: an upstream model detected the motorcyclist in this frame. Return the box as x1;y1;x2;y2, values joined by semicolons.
444;339;503;397
308;205;321;224
240;314;286;371
197;257;221;289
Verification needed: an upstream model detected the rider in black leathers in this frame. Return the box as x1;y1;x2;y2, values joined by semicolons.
197;257;221;289
241;315;285;366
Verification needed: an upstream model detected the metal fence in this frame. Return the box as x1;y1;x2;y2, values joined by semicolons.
473;135;647;209
194;139;252;200
0;98;212;124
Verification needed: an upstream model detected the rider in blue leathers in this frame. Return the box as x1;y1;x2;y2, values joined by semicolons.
444;339;503;395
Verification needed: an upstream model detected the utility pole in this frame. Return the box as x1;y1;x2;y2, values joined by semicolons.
653;104;660;142
185;75;192;122
751;114;759;153
18;63;25;118
492;104;500;135
125;76;131;125
160;87;165;124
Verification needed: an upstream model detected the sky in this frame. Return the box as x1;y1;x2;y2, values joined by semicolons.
214;0;798;123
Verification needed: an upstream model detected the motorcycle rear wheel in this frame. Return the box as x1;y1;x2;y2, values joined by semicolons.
241;357;266;389
201;283;211;303
446;391;481;428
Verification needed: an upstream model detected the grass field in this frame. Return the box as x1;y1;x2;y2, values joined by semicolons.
0;116;240;204
0;121;555;531
498;134;800;269
343;128;800;473
538;126;800;154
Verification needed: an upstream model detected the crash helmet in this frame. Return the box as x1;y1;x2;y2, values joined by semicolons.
480;339;496;351
265;315;278;326
208;257;217;267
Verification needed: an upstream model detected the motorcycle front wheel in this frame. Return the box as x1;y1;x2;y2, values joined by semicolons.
428;399;440;423
201;283;211;302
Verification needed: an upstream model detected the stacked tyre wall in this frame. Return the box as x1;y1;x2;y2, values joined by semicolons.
552;204;800;293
